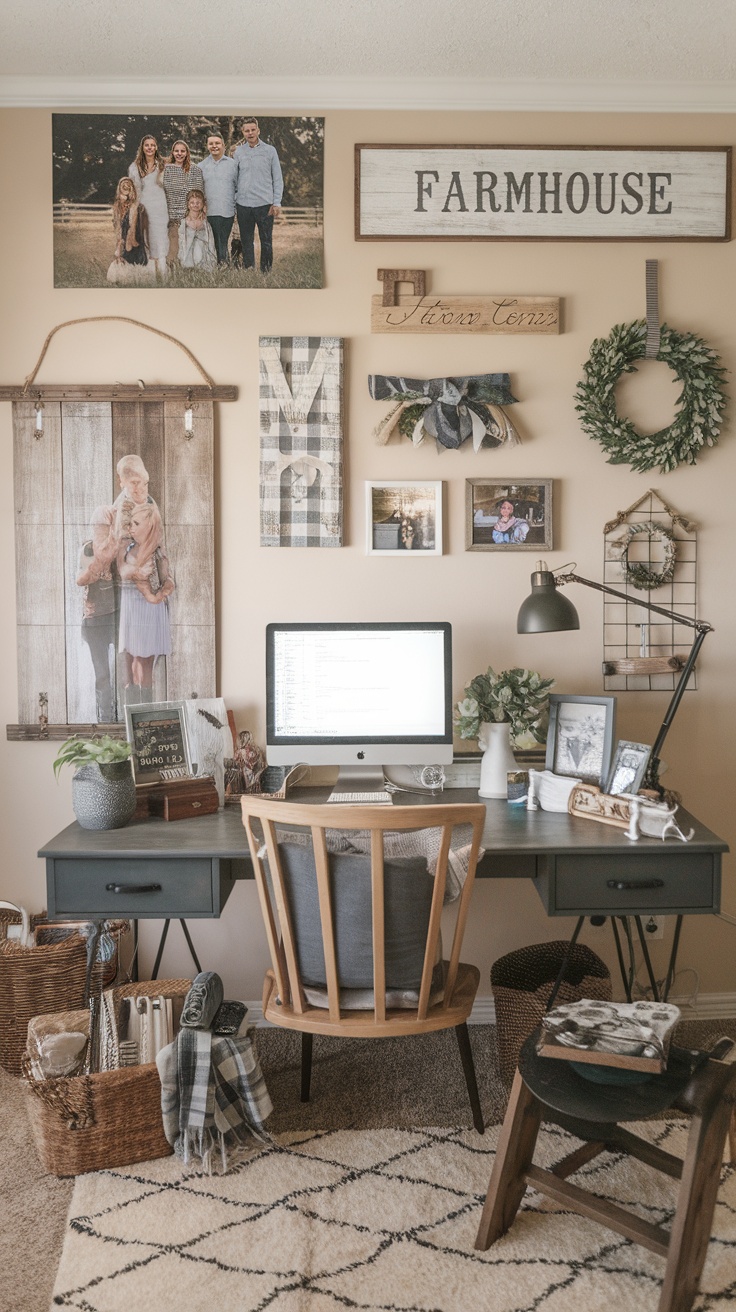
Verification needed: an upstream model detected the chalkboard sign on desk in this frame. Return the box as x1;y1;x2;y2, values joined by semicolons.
125;701;192;785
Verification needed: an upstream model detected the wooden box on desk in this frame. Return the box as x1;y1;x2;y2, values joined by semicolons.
135;777;219;822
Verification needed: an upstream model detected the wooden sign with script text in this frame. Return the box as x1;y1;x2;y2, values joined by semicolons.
371;293;560;334
371;269;560;334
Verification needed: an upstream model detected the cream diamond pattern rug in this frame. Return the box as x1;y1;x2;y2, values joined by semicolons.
52;1121;736;1311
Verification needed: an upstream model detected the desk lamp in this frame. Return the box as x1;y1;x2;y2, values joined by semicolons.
516;562;712;794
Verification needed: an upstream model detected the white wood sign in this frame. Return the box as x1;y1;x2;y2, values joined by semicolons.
356;146;731;241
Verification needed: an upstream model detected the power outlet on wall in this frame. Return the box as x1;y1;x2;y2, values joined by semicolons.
644;916;665;940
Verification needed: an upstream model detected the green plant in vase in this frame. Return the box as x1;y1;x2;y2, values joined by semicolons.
454;667;554;799
53;735;136;830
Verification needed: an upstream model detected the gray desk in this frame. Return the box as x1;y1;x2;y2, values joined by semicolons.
40;790;726;922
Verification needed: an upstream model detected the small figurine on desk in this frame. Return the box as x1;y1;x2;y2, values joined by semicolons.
231;730;267;794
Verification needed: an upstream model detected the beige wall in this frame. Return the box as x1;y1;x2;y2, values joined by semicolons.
0;108;734;1003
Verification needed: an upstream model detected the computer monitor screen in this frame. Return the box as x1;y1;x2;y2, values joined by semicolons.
266;622;453;781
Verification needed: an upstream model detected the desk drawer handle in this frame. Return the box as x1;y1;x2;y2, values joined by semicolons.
105;882;162;894
606;878;665;891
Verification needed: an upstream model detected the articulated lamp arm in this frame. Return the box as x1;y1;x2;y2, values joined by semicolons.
518;564;713;794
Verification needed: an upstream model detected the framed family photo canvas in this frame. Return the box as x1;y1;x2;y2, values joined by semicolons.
466;480;552;551
52;114;324;289
366;481;443;555
545;694;616;786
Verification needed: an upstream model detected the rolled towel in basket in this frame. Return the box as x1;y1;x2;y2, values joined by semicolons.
179;971;224;1030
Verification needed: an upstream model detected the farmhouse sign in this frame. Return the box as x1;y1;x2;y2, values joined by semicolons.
371;269;560;334
356;146;731;241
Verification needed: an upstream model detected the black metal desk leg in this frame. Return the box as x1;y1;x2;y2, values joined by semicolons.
151;920;171;980
180;920;203;974
663;915;684;1001
151;919;202;981
634;915;660;1001
545;916;585;1011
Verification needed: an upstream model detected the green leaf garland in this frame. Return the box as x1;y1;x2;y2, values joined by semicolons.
575;319;727;474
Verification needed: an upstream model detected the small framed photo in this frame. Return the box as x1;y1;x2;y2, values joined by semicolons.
465;480;552;551
606;740;651;796
545;694;616;787
366;481;443;555
125;700;193;785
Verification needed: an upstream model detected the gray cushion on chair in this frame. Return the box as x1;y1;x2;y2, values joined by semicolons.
276;842;434;991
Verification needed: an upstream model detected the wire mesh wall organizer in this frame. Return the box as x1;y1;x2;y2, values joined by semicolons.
602;490;698;693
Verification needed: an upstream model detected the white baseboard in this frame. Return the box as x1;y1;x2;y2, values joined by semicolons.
245;991;736;1028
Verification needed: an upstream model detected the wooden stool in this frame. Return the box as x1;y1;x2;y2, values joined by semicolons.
475;1032;736;1312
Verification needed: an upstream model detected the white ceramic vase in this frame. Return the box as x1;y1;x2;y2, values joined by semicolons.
477;721;517;799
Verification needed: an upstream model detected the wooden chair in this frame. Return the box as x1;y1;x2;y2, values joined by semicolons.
475;1030;736;1312
241;796;487;1131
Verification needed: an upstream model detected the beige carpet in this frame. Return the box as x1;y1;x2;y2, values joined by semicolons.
3;1018;735;1312
50;1120;736;1311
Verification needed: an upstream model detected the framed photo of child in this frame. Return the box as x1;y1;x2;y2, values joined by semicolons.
465;480;553;551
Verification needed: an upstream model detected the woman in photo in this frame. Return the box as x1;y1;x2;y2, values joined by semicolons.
491;498;530;545
128;134;170;279
118;502;175;704
163;140;204;265
178;189;217;271
106;177;153;284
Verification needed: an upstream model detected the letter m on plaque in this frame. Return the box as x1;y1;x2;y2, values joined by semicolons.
259;336;344;547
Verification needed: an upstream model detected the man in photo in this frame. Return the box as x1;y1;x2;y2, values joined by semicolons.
234;117;283;274
199;132;237;265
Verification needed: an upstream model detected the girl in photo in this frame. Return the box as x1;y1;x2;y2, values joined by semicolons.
106;177;153;283
491;498;530;545
163;140;204;264
127;134;170;279
118;503;175;704
178;189;217;271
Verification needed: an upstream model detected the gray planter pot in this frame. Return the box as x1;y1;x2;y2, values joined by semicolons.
72;761;136;830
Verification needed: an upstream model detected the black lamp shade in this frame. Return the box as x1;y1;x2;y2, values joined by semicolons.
517;566;580;633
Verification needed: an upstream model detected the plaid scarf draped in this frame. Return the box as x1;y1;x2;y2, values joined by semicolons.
156;973;272;1173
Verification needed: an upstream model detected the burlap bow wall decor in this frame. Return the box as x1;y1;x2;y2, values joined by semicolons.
368;373;520;451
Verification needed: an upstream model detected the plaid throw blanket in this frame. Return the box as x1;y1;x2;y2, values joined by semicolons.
156;973;272;1173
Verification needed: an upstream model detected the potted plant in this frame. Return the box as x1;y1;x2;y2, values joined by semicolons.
454;667;554;799
53;735;136;830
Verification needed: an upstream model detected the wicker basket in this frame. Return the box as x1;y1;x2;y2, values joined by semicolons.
491;940;612;1086
23;977;191;1177
0;913;126;1076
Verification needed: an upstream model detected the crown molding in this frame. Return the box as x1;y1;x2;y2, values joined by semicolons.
2;74;736;113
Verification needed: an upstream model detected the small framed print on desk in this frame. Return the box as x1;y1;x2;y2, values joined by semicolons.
125;700;193;786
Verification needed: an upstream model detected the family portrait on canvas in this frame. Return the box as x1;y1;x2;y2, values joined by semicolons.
53;114;325;288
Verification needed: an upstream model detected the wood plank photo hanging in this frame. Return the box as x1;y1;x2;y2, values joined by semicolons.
10;394;216;731
259;336;344;547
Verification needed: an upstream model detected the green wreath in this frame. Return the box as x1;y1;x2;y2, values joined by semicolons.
618;520;676;591
575;320;727;474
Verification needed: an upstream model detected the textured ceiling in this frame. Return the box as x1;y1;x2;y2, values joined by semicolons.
1;0;735;82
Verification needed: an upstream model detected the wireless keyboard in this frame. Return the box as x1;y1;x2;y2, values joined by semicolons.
326;791;393;805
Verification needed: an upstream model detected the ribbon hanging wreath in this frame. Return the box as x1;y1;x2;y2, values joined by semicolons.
368;373;520;451
575;320;727;474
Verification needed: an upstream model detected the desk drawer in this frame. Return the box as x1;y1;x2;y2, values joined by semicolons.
50;858;215;917
546;853;718;915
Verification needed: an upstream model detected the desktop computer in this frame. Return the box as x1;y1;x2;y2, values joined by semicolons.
265;622;453;800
